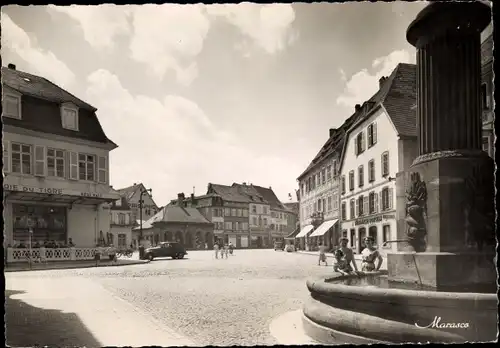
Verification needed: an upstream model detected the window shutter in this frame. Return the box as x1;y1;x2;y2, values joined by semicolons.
381;153;385;177
69;151;78;180
3;140;10;173
380;190;384;211
98;156;107;184
354;137;358;155
386;152;390;176
363;196;369;216
374;193;379;213
125;214;130;225
389;188;394;209
361;132;366;151
355;198;359;217
373;122;377;144
34;146;46;176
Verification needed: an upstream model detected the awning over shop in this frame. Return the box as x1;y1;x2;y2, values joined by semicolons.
296;225;314;238
309;219;338;238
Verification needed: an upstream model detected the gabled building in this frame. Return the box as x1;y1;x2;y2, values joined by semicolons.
2;63;120;249
339;63;418;254
116;182;159;225
108;196;134;248
135;193;214;249
206;183;252;247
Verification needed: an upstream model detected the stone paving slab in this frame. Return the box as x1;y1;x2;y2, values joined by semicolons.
5;276;195;347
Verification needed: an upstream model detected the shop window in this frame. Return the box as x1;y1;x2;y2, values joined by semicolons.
12;204;67;244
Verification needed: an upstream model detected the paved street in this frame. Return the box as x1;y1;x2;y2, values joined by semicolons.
6;249;342;346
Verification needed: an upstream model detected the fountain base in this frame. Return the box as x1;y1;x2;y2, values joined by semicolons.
303;272;497;344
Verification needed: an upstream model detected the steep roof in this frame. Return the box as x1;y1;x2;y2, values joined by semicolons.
140;205;212;228
2;66;96;110
283;202;299;214
117;183;142;200
243;184;286;210
207;183;251;203
2;66;116;146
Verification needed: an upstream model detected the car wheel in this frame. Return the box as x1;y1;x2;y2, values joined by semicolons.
147;254;154;261
177;253;185;259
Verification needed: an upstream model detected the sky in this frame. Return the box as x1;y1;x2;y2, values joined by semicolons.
1;2;428;207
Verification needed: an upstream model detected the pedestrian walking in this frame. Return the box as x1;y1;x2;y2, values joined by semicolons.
318;242;328;266
223;243;229;259
214;242;219;259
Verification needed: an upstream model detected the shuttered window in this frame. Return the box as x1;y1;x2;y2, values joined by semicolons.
34;146;46;176
3;140;10;173
69;152;78;180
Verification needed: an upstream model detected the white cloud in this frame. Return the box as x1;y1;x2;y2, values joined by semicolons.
336;49;415;109
48;5;131;50
0;12;75;88
206;3;296;55
85;69;301;205
128;4;210;86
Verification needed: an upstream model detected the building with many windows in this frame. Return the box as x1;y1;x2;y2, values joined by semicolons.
2;64;120;250
116;182;159;224
339;63;418;254
296;118;357;251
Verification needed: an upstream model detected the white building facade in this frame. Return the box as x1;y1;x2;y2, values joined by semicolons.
3;65;120;263
339;107;399;254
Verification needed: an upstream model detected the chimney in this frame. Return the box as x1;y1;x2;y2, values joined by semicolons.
191;193;195;201
329;128;336;137
355;104;362;112
133;182;136;186
8;63;16;70
177;193;185;205
269;186;272;190
379;76;387;88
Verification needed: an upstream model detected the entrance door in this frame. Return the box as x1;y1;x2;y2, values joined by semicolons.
358;227;366;253
368;226;378;246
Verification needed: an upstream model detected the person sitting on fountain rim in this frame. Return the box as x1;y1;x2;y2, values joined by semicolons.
334;237;359;274
361;236;383;272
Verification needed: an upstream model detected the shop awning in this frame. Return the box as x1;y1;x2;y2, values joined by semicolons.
296;225;314;238
309;219;338;238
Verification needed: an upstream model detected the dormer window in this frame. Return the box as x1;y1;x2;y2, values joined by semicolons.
61;104;79;131
2;93;21;119
116;199;122;207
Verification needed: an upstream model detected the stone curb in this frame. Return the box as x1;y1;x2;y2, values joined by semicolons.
4;259;149;272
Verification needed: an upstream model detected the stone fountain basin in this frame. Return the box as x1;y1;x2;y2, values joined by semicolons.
303;271;497;344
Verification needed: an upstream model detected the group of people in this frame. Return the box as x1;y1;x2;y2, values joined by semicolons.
318;236;383;275
213;241;234;259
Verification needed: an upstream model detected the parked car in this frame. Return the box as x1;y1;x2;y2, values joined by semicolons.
285;244;296;252
143;242;187;261
274;241;285;251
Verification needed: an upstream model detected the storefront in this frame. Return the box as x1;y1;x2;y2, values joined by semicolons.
240;235;249;248
295;224;314;250
3;180;120;248
342;212;396;254
308;219;338;250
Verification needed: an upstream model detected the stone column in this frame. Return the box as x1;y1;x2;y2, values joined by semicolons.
388;2;495;290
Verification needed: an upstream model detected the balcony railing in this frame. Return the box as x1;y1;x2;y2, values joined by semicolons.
5;247;115;263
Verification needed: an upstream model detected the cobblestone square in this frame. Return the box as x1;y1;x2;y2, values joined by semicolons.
6;250;334;346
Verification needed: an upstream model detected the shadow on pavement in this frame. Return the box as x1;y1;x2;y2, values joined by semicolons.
5;290;102;348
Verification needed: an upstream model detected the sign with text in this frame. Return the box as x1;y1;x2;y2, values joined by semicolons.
3;183;116;200
129;203;157;209
354;214;395;226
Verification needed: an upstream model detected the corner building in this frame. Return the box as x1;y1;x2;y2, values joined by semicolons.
339;63;418;254
2;64;120;250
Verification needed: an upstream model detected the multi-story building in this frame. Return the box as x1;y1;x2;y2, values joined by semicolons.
339;63;418;254
2;64;120;250
206;183;251;247
108;196;134;248
481;26;494;158
283;202;300;234
296;120;356;251
136;193;214;249
116;182;159;224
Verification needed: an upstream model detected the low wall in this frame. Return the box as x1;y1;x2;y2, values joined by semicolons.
6;247;114;263
303;272;498;343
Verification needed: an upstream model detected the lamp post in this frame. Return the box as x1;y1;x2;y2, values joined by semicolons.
139;188;152;243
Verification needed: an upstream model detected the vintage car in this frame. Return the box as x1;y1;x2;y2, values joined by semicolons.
143;241;187;261
274;241;285;251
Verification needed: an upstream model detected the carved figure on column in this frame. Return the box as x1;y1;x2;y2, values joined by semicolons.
405;172;427;252
463;159;495;251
